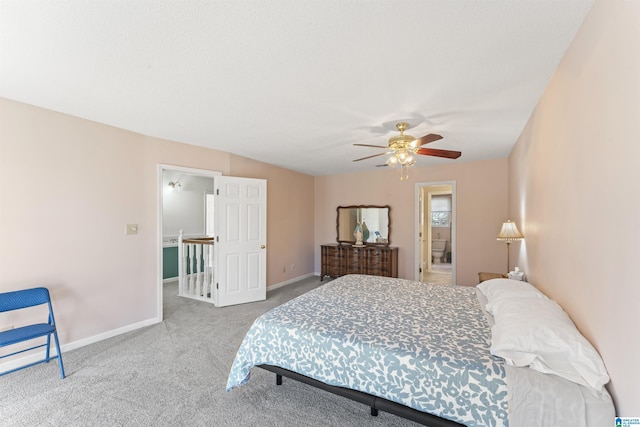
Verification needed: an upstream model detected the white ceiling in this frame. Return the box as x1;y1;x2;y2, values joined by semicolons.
0;0;593;176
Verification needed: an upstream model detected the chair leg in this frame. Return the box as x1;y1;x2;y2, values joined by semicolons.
45;335;52;363
53;331;65;379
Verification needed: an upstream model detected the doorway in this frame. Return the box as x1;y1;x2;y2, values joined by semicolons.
414;181;456;286
157;164;221;321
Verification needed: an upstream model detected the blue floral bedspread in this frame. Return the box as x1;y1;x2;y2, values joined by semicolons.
226;274;508;427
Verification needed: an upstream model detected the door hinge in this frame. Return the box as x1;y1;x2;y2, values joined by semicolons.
216;236;219;242
419;267;422;273
216;283;219;289
216;189;219;195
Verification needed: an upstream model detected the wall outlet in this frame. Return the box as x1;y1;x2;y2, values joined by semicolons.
126;224;139;235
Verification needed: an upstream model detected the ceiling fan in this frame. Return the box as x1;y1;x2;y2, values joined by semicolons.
352;122;461;179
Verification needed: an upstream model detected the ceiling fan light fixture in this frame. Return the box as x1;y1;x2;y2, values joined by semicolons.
351;120;460;181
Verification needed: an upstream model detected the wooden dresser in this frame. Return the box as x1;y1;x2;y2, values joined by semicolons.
320;244;398;280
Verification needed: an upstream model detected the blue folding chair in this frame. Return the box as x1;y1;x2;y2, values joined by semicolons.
0;287;65;378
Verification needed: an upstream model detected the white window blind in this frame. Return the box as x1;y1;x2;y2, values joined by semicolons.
431;195;451;227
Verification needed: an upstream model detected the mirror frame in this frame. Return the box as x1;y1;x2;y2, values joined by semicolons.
336;205;391;246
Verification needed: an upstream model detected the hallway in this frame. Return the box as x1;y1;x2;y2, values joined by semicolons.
421;263;452;286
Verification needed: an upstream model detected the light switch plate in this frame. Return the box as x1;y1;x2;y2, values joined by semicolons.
126;224;139;235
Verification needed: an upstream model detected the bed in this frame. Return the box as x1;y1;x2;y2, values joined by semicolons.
226;274;614;426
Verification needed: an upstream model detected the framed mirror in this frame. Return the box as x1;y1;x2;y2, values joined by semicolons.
336;205;391;245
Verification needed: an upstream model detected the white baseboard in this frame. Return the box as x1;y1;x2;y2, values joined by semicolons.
267;273;317;292
0;317;160;374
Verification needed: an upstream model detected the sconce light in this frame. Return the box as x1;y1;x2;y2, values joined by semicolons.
496;220;523;273
168;181;182;192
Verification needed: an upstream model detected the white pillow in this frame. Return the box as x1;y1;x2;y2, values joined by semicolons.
476;278;546;314
489;296;610;391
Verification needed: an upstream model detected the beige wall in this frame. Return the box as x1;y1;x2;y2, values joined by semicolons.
0;98;315;349
508;0;639;414
314;158;508;285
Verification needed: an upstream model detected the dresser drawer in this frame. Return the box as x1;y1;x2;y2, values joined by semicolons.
321;244;398;280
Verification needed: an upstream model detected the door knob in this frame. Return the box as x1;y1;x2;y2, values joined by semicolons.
261;245;266;249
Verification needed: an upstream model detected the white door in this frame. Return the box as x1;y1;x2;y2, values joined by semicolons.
214;176;267;307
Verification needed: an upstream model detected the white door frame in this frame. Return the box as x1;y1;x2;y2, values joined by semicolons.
157;164;221;321
414;180;457;285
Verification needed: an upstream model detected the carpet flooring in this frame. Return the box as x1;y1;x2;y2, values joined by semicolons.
0;277;422;427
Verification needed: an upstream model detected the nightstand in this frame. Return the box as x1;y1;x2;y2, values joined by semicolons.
478;272;507;283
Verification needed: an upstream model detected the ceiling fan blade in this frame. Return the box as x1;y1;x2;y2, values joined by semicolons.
353;143;389;149
416;147;462;159
352;152;388;162
415;133;443;146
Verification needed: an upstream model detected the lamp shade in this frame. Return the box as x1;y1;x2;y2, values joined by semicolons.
497;220;523;242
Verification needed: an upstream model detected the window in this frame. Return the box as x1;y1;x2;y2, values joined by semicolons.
431;195;451;227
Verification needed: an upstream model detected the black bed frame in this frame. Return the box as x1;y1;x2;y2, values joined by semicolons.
258;365;464;427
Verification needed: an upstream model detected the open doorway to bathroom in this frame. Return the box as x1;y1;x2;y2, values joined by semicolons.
415;181;456;286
